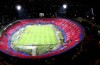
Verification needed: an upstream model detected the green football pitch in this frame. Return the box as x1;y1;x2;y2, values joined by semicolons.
14;24;58;46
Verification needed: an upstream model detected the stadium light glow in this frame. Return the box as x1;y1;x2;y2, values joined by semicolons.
63;4;67;9
16;5;21;11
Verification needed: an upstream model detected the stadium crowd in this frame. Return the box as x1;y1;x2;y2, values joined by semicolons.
0;17;100;65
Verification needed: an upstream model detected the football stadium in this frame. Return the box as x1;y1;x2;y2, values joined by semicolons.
0;18;84;59
0;0;100;65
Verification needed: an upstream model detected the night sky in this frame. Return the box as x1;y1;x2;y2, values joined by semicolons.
0;0;99;24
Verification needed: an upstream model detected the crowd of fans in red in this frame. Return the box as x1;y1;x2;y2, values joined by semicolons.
0;18;100;65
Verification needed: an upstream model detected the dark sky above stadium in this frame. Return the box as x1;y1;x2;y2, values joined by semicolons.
0;0;99;24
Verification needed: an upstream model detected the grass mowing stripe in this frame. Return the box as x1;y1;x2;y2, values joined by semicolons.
30;27;34;44
10;24;64;55
15;24;58;46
